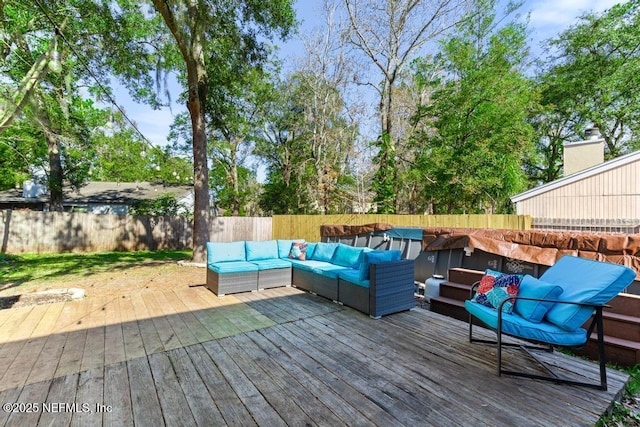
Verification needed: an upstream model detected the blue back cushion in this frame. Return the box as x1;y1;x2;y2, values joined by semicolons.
306;243;317;260
542;256;637;331
359;250;401;281
332;244;364;268
514;275;563;323
207;241;246;264
309;242;339;262
245;240;278;261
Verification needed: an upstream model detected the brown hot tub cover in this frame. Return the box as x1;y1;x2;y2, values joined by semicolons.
320;223;394;237
421;228;640;279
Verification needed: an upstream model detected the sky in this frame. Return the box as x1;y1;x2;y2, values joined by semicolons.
112;0;621;151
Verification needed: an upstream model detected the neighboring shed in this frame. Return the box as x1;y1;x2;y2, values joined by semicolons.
511;149;640;233
0;181;194;215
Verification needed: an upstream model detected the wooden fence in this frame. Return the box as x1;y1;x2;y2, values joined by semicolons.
273;214;531;243
0;210;272;254
0;210;529;254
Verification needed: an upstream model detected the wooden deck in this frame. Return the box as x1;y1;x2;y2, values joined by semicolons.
0;285;629;426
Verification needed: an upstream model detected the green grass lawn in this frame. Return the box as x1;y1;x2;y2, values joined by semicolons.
0;250;193;287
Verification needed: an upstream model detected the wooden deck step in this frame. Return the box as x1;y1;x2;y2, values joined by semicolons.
448;268;484;286
600;311;640;342
439;281;472;301
429;296;468;322
577;333;640;367
606;293;640;316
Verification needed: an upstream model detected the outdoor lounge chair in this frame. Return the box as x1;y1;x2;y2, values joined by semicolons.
465;255;637;390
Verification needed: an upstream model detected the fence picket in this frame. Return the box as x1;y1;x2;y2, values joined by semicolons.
0;210;530;254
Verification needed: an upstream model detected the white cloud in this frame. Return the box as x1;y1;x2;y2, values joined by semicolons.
526;0;620;35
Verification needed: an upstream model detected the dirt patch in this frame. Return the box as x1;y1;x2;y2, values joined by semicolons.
0;290;80;310
0;261;207;308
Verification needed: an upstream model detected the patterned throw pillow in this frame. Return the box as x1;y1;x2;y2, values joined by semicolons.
288;242;308;260
473;269;523;313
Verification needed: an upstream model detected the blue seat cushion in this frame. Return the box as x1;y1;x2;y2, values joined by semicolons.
332;244;365;268
542;256;637;331
514;275;563;323
465;300;587;347
311;264;351;279
207;241;246;263
288;259;332;272
245;240;278;261
309;242;339;262
250;259;292;270
338;269;370;288
359;250;401;281
208;261;259;274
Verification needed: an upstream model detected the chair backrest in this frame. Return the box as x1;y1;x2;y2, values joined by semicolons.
539;255;637;331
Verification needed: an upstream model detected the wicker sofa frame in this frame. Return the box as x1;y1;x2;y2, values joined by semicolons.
339;259;415;318
206;269;258;296
258;267;292;290
206;240;415;318
292;268;339;301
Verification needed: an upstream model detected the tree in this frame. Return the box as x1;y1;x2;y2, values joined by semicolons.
537;0;640;160
412;0;538;213
344;0;469;212
255;78;313;214
0;119;44;190
149;0;294;261
207;66;276;216
256;5;360;215
1;1;74;210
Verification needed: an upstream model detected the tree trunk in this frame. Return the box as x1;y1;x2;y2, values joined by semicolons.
230;144;240;216
153;0;210;263
188;75;210;263
33;96;64;211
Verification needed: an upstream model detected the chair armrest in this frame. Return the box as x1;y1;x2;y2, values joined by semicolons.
496;296;609;312
469;280;480;299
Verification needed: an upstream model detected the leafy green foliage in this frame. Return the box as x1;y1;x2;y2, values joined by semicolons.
129;193;188;217
538;0;640;160
411;0;538;213
254;71;358;215
371;133;396;213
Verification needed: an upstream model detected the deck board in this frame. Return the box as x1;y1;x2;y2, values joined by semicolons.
103;362;133;427
0;285;630;426
166;347;226;426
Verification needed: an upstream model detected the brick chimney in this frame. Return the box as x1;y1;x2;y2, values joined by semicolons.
563;126;605;176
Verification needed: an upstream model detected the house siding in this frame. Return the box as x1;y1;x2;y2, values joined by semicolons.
516;159;640;219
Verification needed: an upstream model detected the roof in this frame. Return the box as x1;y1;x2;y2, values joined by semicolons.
511;149;640;203
0;181;193;205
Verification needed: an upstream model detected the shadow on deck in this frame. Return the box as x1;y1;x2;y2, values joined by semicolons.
0;286;628;426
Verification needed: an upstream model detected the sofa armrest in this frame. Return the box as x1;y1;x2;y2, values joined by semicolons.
369;259;415;318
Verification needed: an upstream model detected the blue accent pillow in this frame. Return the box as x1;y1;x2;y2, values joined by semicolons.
332;244;364;268
358;250;401;281
309;242;339;262
514;275;563;323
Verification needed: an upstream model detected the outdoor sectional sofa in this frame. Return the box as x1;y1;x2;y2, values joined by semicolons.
206;240;415;318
